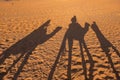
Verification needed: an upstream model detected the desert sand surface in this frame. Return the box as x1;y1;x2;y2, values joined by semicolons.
0;0;120;80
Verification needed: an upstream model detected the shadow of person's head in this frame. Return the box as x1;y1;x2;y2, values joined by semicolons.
71;16;77;23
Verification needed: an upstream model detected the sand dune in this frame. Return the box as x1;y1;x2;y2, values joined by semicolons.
0;0;120;80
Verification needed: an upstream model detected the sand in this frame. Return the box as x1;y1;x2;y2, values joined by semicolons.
0;0;120;80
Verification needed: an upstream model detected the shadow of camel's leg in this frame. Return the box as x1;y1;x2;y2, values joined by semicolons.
79;41;88;80
82;41;94;80
12;44;38;80
13;51;32;80
7;53;25;72
0;54;24;80
0;52;11;65
103;47;120;79
0;53;25;80
67;39;73;80
48;34;67;80
111;46;120;57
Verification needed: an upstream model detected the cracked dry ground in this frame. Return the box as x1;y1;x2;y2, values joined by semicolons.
0;0;120;80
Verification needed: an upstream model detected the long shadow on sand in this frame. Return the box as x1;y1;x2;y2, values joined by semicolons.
91;22;120;79
0;20;62;80
48;16;95;80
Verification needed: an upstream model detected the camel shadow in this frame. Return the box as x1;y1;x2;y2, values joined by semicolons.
0;20;62;80
48;16;94;80
91;22;120;79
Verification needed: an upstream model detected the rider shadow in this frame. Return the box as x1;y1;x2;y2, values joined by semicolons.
48;16;94;80
0;20;62;80
91;22;120;79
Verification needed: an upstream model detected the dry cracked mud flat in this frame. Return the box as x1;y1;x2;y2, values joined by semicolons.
0;0;120;80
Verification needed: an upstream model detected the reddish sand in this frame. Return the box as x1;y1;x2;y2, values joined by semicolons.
0;0;120;80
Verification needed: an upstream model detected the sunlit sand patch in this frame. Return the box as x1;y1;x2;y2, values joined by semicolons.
118;13;120;16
